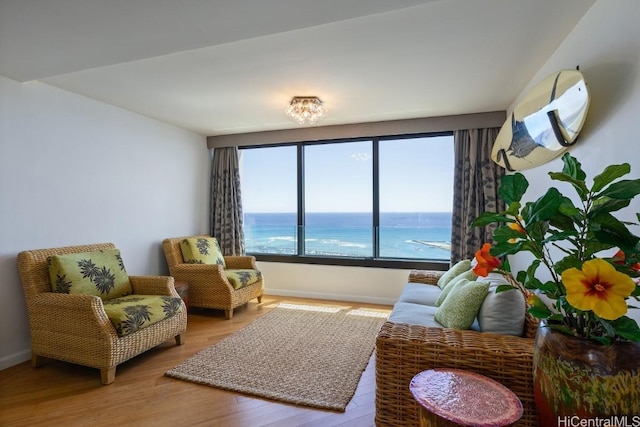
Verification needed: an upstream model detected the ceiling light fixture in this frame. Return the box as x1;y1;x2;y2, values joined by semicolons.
285;96;326;125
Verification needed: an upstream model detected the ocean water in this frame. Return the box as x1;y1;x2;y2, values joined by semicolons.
244;212;451;260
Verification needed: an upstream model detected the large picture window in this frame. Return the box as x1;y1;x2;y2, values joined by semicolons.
240;133;454;268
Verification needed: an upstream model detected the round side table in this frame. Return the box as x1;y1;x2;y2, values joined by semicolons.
410;369;523;427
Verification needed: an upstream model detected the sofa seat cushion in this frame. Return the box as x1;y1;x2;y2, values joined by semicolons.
103;294;184;337
180;237;226;267
397;283;442;306
388;302;442;328
48;249;132;300
225;269;262;290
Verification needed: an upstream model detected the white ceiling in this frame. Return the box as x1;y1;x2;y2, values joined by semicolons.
0;0;595;136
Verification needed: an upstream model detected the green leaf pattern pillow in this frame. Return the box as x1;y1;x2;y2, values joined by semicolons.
48;249;132;300
180;237;226;267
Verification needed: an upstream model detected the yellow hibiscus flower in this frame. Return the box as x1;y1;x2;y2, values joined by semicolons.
562;258;636;320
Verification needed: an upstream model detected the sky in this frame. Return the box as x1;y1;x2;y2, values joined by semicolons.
240;135;454;213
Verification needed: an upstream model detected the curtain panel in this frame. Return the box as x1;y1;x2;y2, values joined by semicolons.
210;147;245;255
450;128;505;264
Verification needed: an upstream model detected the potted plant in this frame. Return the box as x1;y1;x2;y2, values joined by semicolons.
471;153;640;422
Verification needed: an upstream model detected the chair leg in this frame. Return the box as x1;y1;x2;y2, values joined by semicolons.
257;295;262;303
31;353;42;368
175;334;185;345
101;367;116;385
225;309;233;320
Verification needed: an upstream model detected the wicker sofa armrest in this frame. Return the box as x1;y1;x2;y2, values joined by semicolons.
375;321;536;427
224;255;258;269
129;275;176;296
29;293;117;338
408;269;443;285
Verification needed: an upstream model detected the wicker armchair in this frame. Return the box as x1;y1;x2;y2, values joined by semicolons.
17;243;187;385
162;236;264;319
375;270;538;427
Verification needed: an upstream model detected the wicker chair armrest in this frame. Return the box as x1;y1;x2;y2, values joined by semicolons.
224;256;258;269
29;293;117;338
408;269;443;285
129;275;176;297
171;263;224;275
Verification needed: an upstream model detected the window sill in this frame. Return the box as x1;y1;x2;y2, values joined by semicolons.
250;254;449;270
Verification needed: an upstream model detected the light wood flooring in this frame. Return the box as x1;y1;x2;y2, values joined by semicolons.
0;295;392;427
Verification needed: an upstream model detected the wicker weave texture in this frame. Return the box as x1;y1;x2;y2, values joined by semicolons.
375;270;538;427
17;243;187;384
162;236;263;318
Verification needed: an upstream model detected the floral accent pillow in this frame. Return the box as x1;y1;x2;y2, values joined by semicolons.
48;249;132;300
180;237;226;267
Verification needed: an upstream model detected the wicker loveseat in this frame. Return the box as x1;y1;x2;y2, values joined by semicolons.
375;269;538;427
17;243;187;385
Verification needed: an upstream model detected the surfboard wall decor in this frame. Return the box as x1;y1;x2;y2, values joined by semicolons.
491;69;590;171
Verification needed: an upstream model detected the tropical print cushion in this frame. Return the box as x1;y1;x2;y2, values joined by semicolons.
103;294;183;337
180;237;225;267
48;249;132;300
225;269;262;290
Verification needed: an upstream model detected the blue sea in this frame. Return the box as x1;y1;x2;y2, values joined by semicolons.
244;212;451;260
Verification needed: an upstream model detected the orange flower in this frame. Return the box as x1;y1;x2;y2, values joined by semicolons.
562;258;636;320
612;249;640;272
473;243;501;277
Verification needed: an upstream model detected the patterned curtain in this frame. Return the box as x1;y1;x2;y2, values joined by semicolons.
210;146;245;255
450;128;505;264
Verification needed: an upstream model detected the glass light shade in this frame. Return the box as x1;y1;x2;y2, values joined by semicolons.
285;96;326;125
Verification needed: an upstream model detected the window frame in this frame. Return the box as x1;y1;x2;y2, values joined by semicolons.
240;131;454;270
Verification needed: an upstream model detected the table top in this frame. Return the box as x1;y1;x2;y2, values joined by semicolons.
409;368;523;427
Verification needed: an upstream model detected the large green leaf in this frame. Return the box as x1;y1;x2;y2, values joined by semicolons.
610;316;640;342
549;172;588;200
471;212;511;227
599;179;640;200
492;225;527;243
561;153;587;181
589;198;631;217
522;187;564;224
498;173;529;205
592;163;630;192
591;212;639;248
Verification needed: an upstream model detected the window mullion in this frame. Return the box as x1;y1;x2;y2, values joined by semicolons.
297;143;305;256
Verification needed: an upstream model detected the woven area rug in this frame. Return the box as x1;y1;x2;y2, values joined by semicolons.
165;303;388;411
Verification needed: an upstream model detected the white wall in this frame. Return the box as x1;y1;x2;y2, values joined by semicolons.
260;261;413;305
0;76;210;369
507;0;640;319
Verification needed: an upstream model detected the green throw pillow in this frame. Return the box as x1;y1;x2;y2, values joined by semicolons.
435;269;477;306
434;279;489;329
48;249;132;300
437;259;472;289
180;237;226;267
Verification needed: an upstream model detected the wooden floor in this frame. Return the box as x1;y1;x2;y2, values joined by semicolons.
0;296;392;427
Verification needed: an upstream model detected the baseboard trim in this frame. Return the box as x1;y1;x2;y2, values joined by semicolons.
264;287;396;306
0;349;30;371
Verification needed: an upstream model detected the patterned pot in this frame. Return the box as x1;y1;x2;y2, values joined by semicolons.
533;322;640;425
